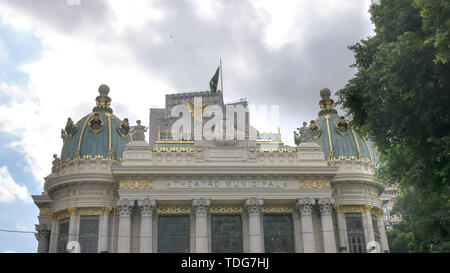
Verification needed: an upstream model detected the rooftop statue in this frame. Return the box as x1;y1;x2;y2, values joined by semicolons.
298;121;314;143
131;120;148;141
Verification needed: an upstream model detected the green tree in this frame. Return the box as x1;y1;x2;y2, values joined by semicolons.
337;0;450;252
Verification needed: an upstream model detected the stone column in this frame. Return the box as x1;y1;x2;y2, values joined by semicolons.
377;214;390;253
98;207;113;253
48;216;58;253
117;199;135;253
67;207;78;242
317;198;337;253
138;198;156;253
334;205;349;253
35;224;50;253
362;205;376;252
244;197;264;253
192;198;211;253
296;198;316;253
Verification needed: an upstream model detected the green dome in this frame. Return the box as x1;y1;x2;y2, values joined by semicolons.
60;85;131;161
312;88;372;161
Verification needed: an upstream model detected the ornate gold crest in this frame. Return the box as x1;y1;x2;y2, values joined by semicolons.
118;118;130;139
309;120;321;140
89;112;104;134
336;116;349;136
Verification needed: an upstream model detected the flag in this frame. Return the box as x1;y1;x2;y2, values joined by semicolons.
209;66;220;94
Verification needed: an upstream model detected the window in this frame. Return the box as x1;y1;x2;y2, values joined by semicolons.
263;214;295;253
57;218;69;253
158;215;190;253
79;215;99;253
372;215;381;245
211;215;243;253
345;213;366;253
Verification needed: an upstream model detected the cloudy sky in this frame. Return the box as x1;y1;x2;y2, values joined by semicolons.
0;0;374;252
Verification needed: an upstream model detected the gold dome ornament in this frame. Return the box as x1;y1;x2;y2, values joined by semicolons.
88;113;104;134
336;116;349;136
118;118;131;139
64;117;77;138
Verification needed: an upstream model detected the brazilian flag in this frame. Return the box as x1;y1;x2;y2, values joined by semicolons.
209;66;220;94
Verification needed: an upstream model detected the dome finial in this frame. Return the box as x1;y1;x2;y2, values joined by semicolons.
93;84;113;113
318;87;337;116
98;84;110;96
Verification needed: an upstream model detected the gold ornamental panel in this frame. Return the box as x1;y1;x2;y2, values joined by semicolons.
261;205;294;213
39;207;52;217
299;180;331;189
78;208;103;216
156;206;191;215
119;180;153;190
210;206;244;214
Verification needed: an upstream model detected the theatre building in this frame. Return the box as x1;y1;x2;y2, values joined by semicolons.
32;85;389;253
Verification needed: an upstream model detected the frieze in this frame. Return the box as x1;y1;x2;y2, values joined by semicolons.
169;180;287;189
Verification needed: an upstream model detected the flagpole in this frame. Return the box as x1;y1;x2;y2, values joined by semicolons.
220;58;223;94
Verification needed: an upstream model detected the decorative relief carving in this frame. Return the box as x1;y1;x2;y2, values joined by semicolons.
68;207;78;216
332;204;383;216
299;180;331;189
78;208;103;216
192;198;211;216
119;180;152;190
35;224;50;240
39;207;52;217
102;206;114;215
363;204;373;213
137;198;156;217
296;197;315;216
244;197;263;216
209;206;244;214
156;206;191;214
262;205;294;213
116;199;135;217
317;198;334;215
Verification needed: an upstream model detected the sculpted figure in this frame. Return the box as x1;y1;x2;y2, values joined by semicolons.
131;120;148;141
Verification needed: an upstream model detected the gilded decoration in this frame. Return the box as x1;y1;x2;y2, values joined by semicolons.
309;120;321;140
68;207;78;216
39;207;52;217
88;112;104;135
102;206;114;215
152;147;195;152
55;210;71;220
262;205;294;213
336;116;349;136
78;208;103;216
299;180;331;189
118;118;130;139
119;181;153;190
255;147;296;153
210;206;244;214
333;205;383;216
156;206;191;214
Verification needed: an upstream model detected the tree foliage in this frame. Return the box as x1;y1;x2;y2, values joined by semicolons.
337;0;450;252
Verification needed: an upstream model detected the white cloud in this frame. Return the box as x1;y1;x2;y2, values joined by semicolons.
0;166;31;203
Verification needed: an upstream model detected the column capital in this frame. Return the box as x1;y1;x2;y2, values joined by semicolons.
68;207;77;216
244;197;263;216
116;199;135;217
296;197;315;216
317;197;334;215
138;197;157;217
192;198;211;217
34;224;50;241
